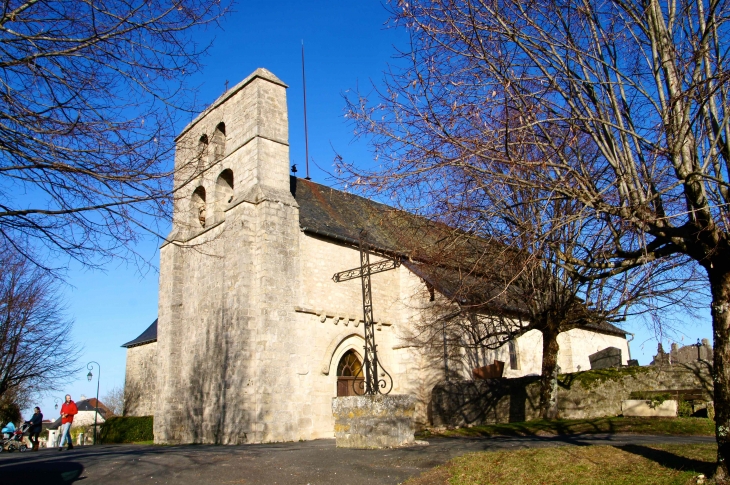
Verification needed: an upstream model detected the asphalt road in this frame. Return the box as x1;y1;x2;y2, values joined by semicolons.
0;434;716;485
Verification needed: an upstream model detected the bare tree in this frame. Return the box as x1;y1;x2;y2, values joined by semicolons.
389;183;701;418
341;0;730;474
492;190;702;417
0;0;229;272
102;385;124;417
0;249;80;404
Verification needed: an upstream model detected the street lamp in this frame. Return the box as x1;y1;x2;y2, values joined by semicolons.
86;361;101;445
53;397;62;410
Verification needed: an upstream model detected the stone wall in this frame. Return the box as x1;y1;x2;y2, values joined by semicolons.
332;395;416;448
430;363;713;427
124;342;157;417
287;230;467;436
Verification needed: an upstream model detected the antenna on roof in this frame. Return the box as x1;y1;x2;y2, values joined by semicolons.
301;40;311;180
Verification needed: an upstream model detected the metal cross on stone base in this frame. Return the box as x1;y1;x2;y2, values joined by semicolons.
332;230;399;395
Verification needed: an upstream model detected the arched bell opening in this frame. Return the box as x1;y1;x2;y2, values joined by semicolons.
211;122;226;161
191;186;207;229
336;349;364;397
196;134;209;174
214;168;234;223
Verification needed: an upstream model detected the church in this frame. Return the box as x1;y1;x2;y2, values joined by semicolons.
121;68;630;445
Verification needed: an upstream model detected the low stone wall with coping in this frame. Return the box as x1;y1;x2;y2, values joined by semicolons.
429;363;713;427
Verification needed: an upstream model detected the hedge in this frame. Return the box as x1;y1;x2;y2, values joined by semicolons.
98;416;153;443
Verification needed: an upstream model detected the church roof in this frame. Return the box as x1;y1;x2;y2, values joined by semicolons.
291;176;416;256
291;176;533;315
121;319;158;348
290;177;627;337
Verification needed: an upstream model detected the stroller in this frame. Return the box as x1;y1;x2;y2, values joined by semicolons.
0;422;29;452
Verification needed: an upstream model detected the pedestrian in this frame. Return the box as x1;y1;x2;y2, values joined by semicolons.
26;406;43;451
58;394;77;451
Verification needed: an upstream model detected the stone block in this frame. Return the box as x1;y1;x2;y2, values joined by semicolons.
332;395;416;449
621;399;678;417
589;347;622;370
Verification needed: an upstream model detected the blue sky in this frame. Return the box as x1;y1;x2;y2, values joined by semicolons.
31;0;712;418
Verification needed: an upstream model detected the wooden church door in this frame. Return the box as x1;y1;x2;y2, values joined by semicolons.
337;350;364;396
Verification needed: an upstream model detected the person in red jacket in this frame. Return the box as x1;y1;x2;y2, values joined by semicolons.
58;394;78;451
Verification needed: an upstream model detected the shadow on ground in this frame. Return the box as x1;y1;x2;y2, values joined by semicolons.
616;444;715;477
2;460;84;484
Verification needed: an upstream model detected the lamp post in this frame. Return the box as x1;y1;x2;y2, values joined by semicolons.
53;397;61;410
86;361;100;445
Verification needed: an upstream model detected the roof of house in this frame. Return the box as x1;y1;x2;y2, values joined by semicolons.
121;319;158;348
583;321;628;337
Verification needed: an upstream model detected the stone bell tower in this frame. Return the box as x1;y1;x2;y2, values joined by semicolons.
154;68;303;444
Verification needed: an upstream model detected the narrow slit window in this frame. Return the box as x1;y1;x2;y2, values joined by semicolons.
508;340;519;370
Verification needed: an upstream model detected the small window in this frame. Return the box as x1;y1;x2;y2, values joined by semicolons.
508;340;519;370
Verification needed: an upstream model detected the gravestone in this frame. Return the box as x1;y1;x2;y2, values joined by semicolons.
589;347;622;370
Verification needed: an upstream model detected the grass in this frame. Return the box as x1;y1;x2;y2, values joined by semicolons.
419;417;715;439
404;443;716;485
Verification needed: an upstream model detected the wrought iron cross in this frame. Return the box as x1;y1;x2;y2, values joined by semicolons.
332;230;400;395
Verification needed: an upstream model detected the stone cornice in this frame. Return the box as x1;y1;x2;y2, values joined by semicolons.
294;305;392;330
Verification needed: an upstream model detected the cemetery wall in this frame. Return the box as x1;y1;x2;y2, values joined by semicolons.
430;363;713;426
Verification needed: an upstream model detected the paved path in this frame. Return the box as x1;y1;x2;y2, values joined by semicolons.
0;434;715;485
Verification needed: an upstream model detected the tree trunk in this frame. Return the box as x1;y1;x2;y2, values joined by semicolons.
710;265;730;482
539;328;560;420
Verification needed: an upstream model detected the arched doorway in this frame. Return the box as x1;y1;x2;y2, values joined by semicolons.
336;350;364;397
